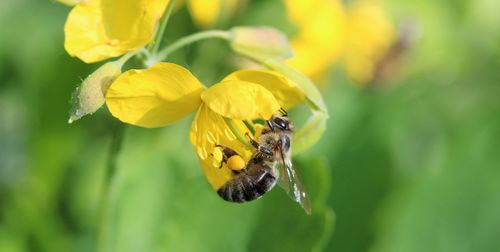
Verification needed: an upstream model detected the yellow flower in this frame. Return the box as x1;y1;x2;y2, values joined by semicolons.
344;0;396;84
105;63;303;189
284;0;396;84
187;0;346;81
64;0;170;63
184;0;395;84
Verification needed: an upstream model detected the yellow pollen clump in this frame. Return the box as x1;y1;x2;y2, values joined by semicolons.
227;155;245;171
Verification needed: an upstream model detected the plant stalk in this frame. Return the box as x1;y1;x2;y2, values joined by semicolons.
96;124;126;252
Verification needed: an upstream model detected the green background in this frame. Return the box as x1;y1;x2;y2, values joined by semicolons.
1;0;500;251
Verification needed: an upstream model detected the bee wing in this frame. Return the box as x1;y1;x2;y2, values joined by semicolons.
276;138;312;214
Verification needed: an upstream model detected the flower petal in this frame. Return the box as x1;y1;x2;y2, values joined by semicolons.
345;0;395;84
284;0;346;79
201;80;280;120
105;62;204;128
187;0;238;28
189;104;253;189
64;0;169;63
187;0;221;28
223;69;304;109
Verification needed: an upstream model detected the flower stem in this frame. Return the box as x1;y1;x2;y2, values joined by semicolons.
154;30;232;62
96;123;126;252
116;51;141;66
148;0;177;54
105;124;125;183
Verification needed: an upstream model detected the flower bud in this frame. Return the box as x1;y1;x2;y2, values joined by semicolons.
230;26;293;61
68;61;122;123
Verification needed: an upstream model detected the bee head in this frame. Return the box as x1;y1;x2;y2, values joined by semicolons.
267;113;293;132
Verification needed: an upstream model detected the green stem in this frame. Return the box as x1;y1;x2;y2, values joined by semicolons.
105;124;125;183
97;124;126;252
224;118;253;149
148;0;176;54
116;51;140;66
154;30;232;62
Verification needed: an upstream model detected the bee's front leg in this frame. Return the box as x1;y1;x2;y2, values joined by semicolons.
245;132;260;149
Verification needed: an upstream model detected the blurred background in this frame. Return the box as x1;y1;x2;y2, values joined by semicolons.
1;0;500;251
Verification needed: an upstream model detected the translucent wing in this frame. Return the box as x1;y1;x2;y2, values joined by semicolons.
276;136;312;214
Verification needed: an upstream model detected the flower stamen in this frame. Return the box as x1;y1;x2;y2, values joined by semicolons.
223;117;253;149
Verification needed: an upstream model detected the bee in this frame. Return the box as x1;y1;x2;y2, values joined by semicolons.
215;109;311;214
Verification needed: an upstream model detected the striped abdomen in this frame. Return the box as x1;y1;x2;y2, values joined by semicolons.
217;160;277;203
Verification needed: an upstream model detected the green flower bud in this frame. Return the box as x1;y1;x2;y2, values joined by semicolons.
68;61;122;123
229;26;293;62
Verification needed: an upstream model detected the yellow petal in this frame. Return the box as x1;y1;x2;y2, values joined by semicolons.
187;0;239;28
105;62;204;128
345;0;395;84
187;0;221;28
223;70;304;109
284;0;346;79
64;0;169;63
189;104;253;189
201;80;280;120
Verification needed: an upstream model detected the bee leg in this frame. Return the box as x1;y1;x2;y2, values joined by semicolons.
210;152;226;169
218;157;226;169
245;133;271;155
231;169;246;175
245;132;260;149
214;144;241;169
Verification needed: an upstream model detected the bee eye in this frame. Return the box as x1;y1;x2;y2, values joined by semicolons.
273;117;288;129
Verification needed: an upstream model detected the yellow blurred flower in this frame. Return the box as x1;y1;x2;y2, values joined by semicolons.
63;0;170;63
344;0;396;85
183;0;395;84
187;0;346;80
285;0;396;84
105;63;303;189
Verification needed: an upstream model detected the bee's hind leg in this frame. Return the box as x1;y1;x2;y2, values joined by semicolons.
210;152;225;169
213;144;240;169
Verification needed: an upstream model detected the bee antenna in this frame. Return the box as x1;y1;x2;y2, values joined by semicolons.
279;108;288;116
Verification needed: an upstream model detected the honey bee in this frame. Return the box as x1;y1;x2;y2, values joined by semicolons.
215;109;312;214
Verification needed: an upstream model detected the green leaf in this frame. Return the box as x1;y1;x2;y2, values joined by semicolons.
248;157;335;252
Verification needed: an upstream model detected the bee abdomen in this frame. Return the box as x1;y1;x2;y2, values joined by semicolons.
217;168;277;203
